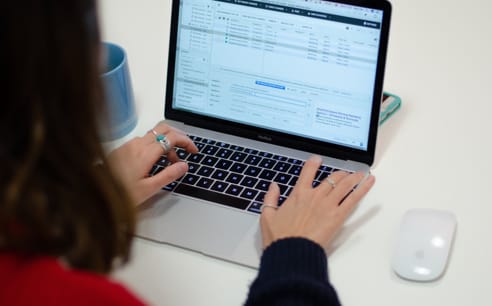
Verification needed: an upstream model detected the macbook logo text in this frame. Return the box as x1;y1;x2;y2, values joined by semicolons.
257;134;272;142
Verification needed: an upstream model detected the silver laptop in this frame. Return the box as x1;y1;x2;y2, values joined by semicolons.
137;0;392;268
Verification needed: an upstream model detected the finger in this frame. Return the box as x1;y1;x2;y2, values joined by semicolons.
170;132;198;154
262;181;280;212
145;161;188;193
338;174;375;217
326;172;368;207
260;182;280;248
166;149;180;163
144;126;172;144
296;155;322;188
317;170;349;193
144;123;186;144
147;130;198;155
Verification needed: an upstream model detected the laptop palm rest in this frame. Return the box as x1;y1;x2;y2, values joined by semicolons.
136;191;262;268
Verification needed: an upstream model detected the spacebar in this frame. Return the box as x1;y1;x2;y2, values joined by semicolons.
174;184;250;210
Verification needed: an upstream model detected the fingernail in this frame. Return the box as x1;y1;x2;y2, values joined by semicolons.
177;161;188;172
309;155;322;163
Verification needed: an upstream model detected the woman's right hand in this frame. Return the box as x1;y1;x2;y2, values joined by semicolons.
260;155;375;250
107;122;198;206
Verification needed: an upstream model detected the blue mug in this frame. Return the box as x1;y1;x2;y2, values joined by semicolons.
100;42;137;141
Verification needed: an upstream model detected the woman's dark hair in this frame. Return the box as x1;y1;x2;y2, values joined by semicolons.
0;0;136;273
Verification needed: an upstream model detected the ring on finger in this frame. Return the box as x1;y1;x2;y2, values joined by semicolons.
261;204;278;212
325;177;336;188
151;129;171;154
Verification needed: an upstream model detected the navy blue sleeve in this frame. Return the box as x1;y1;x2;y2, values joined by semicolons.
245;238;342;306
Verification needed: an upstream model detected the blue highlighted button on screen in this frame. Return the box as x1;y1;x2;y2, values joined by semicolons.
255;80;285;90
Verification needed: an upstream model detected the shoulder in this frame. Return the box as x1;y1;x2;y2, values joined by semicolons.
0;253;145;306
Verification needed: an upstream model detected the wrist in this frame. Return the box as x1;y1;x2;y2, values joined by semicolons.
258;237;329;282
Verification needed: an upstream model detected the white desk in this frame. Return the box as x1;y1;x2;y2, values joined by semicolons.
100;0;492;305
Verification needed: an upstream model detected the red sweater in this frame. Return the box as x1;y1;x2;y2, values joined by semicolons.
0;253;145;306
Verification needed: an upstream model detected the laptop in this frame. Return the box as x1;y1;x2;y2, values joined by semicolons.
137;0;392;268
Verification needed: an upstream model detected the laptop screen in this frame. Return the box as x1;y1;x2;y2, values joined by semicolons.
169;0;389;157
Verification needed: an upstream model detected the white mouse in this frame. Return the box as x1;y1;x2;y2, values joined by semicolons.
391;208;457;282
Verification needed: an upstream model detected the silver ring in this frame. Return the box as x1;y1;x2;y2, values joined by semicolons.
325;178;336;188
152;129;171;153
261;204;278;212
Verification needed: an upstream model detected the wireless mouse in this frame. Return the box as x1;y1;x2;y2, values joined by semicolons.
391;208;457;282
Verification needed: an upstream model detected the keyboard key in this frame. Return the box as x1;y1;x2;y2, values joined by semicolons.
226;173;243;184
272;155;287;161
244;155;261;165
197;166;214;177
317;171;330;181
211;169;228;180
278;196;287;206
203;138;216;145
216;148;233;159
189;135;202;142
187;162;199;173
278;184;289;195
255;192;266;202
203;145;219;155
240;177;258;188
230;162;247;173
320;165;333;172
195;142;206;151
288;165;302;176
174;184;250;210
182;174;199;185
216;159;233;170
188;153;204;163
226;184;243;196
173;184;250;210
288;175;298;186
288;158;303;165
258;151;273;158
202;156;218;167
197;177;214;189
211;181;229;192
258;158;276;169
163;181;179;191
149;165;161;176
231;152;247;162
240;188;258;199
176;149;189;160
245;166;261;177
285;186;293;196
256;180;271;191
156;156;172;167
259;169;276;180
245;148;258;155
273;162;291;173
274;173;292;185
247;202;263;214
217;142;230;148
231;145;244;151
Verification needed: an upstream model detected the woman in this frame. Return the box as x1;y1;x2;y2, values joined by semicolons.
0;1;375;305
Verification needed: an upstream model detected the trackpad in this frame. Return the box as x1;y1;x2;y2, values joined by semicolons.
136;193;260;266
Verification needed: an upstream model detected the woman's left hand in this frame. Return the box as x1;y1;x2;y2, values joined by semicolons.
107;122;198;205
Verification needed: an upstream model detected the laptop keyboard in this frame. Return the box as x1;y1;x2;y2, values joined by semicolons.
149;135;348;214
